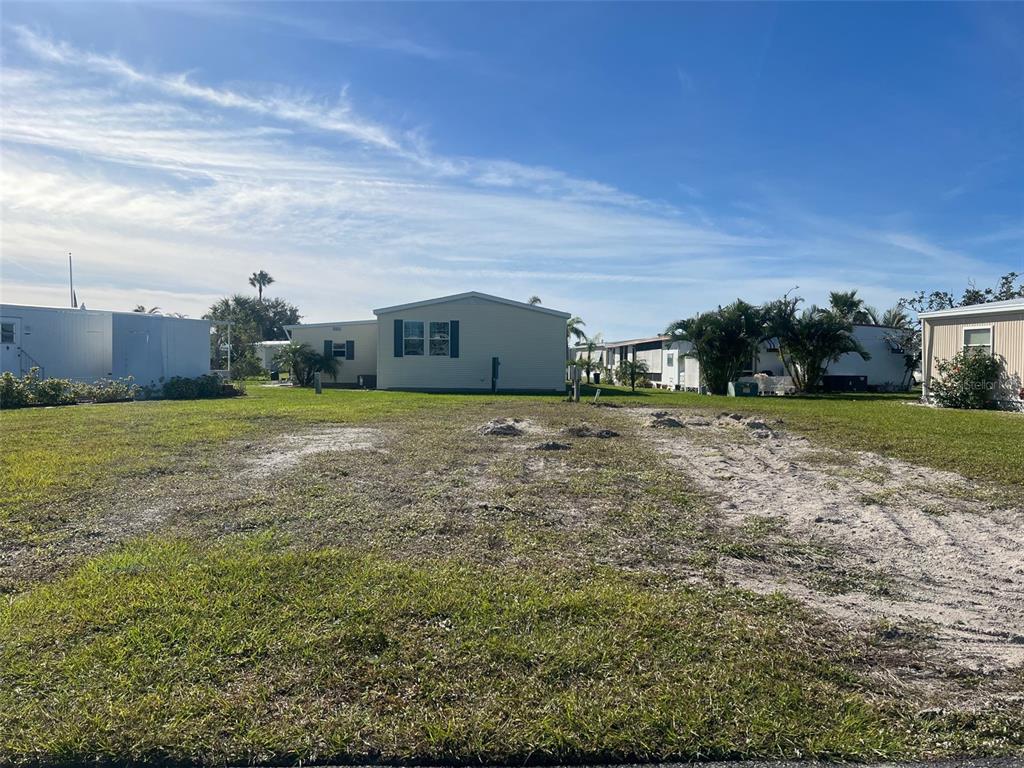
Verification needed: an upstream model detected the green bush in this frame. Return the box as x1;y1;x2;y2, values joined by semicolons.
930;348;1002;409
161;374;242;401
0;371;30;409
229;353;265;380
74;378;138;404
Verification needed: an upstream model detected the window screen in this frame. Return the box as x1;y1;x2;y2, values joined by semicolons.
963;328;992;351
0;322;13;344
429;321;450;356
404;321;424;356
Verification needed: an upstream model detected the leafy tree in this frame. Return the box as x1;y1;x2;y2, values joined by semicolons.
616;358;649;392
664;300;763;395
828;290;878;324
903;272;1024;315
273;343;337;387
249;270;275;301
205;294;300;369
763;297;869;392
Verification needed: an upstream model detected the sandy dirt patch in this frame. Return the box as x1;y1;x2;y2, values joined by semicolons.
639;409;1024;671
240;426;383;478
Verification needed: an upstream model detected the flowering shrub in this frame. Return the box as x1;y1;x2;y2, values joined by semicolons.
0;369;138;409
930;348;1002;409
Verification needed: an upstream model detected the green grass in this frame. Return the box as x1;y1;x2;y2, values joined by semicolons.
584;385;1024;488
2;385;1023;764
0;536;948;765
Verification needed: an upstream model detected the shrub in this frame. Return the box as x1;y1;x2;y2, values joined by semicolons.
930;348;1002;409
161;374;242;401
0;371;30;409
74;378;138;404
230;353;265;380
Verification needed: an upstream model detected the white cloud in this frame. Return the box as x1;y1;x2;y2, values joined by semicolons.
1;28;1013;335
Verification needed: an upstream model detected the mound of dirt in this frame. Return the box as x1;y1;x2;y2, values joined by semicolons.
534;441;571;451
564;424;619;439
479;418;526;437
649;412;686;429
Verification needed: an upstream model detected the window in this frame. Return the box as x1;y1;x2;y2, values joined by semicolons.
666;353;675;367
963;327;992;354
0;322;14;345
332;342;346;358
403;321;424;356
429;321;450;356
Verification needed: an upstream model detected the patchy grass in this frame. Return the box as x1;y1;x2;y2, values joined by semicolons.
2;385;1023;763
3;535;1014;766
583;386;1024;488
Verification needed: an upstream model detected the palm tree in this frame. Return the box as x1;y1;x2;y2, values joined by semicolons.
880;306;912;329
566;316;587;345
249;270;275;301
828;289;878;324
133;305;161;314
527;295;542;305
577;334;603;383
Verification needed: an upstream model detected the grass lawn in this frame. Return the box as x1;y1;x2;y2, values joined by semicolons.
1;384;1022;765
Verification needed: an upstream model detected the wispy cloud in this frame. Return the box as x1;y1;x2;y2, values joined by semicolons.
1;27;1013;338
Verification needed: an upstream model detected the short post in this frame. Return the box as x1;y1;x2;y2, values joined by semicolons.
593;388;601;404
491;356;500;394
314;371;322;394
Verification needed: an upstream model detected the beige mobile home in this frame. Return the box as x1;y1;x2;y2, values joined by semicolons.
284;319;379;388
282;292;571;393
920;298;1024;409
374;292;569;392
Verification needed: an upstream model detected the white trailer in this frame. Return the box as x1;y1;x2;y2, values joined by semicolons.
0;304;211;386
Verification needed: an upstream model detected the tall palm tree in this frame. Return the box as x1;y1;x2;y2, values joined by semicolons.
133;305;161;314
566;316;587;344
527;295;542;305
249;270;275;301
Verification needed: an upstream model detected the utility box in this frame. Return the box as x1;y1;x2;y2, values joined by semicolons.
728;380;759;397
357;374;377;389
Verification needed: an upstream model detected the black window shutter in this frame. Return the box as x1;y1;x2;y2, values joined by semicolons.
346;339;354;360
323;339;333;358
450;320;460;358
393;319;403;357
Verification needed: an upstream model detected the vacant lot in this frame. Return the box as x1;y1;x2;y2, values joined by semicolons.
1;385;1022;765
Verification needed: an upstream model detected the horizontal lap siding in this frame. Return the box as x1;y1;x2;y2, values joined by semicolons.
286;323;379;385
375;297;566;391
924;311;1024;403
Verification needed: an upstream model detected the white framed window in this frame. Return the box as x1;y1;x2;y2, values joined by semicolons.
666;353;675;367
403;321;424;356
332;342;346;358
429;321;450;356
963;326;993;354
0;319;17;345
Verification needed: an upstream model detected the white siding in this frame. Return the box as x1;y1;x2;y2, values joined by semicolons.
827;325;909;387
0;305;113;380
375;296;566;392
285;321;378;386
0;304;210;384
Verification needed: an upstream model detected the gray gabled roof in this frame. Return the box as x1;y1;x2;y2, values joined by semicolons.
372;291;571;319
918;297;1024;319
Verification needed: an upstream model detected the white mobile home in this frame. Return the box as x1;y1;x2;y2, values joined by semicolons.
282;292;570;393
283;320;379;387
919;298;1024;409
0;304;211;386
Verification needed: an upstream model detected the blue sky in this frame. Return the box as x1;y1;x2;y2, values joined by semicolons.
1;2;1021;340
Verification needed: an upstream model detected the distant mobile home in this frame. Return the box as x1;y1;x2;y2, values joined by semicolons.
584;323;911;392
284;292;570;393
919;298;1024;409
0;304;211;386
